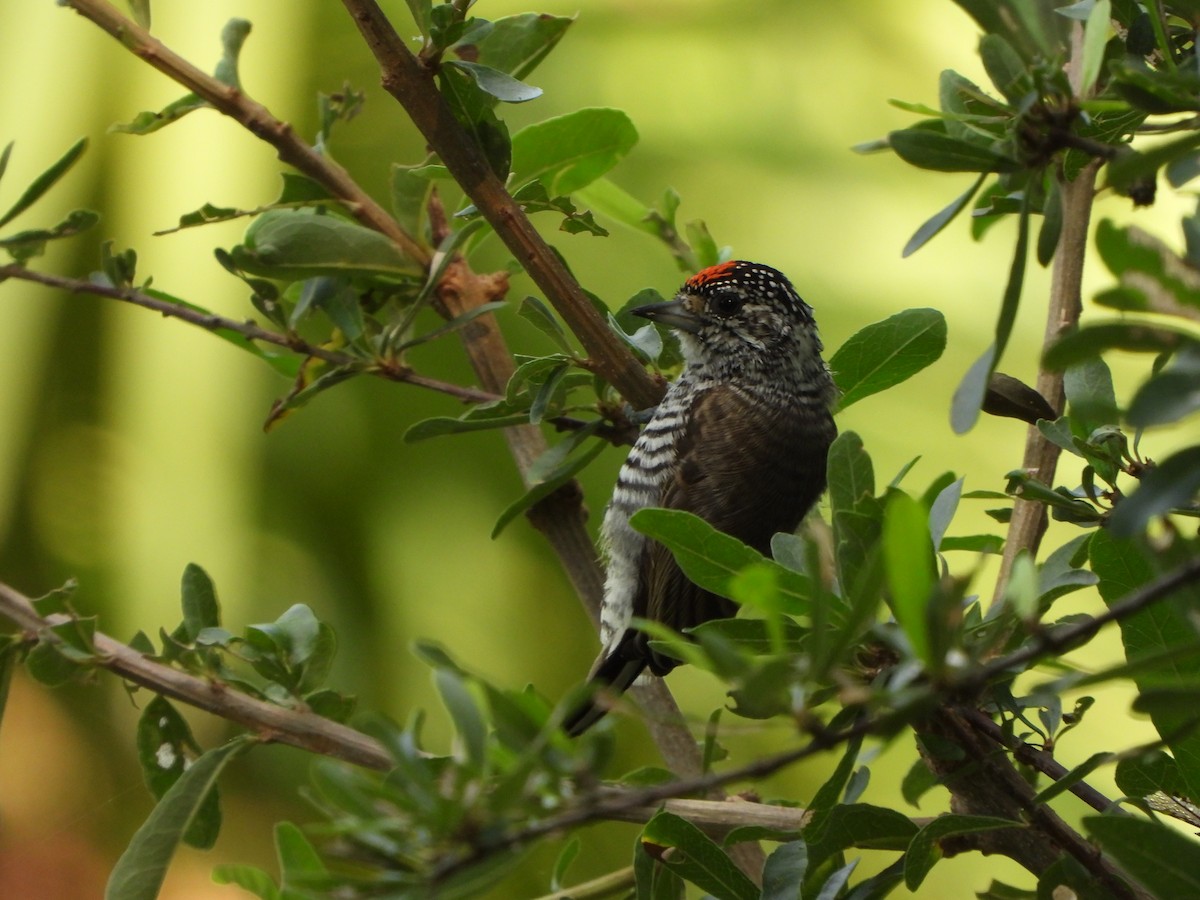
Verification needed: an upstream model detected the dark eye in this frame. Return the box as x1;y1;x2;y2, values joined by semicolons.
709;292;743;318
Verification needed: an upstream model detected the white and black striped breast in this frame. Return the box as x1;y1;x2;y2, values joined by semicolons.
597;373;705;650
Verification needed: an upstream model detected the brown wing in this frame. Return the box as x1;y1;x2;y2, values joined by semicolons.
642;385;834;671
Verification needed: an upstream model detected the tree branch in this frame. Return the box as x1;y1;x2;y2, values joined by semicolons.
969;554;1200;690
0;581;394;770
925;706;1146;899
338;0;663;412
990;159;1100;610
0;264;493;404
430;712;882;883
958;706;1116;814
60;0;427;265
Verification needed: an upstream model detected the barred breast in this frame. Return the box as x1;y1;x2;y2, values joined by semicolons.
597;373;702;652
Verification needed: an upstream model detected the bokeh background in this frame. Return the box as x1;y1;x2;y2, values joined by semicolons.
0;1;1185;897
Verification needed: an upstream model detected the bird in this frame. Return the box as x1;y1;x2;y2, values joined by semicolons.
563;260;838;736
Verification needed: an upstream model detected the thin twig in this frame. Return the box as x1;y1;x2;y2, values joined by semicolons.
0;581;394;770
60;0;428;265
970;555;1200;690
431;713;881;883
958;706;1116;814
930;707;1144;899
0;264;493;404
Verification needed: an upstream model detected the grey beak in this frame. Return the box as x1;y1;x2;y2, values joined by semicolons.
632;298;702;334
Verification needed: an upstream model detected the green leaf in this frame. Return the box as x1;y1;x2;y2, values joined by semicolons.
156;175;336;236
179;563;220;643
830;308;947;410
390;164;433;243
1085;815;1200;897
443;60;541;103
1064;356;1118;432
630;509;816;617
1108;131;1200;192
979;33;1029;102
904;815;1022;890
804;726;865;842
393;301;509;354
903;174;987;257
1032;751;1112;804
551;837;581;892
405;412;530;443
889;127;1018;173
0;636;22;727
1127;347;1200;426
506;181;610;236
264;364;360;432
993;192;1031;364
761;841;807;900
518;295;574;352
492;439;606;537
510;108;638;195
1079;0;1112;95
575;177;658;236
1090;530;1200;800
136;697;221;849
0;137;87;228
1044;322;1199;369
1110;446;1200;536
827;431;882;596
128;286;298;379
633;839;686;900
214;19;251;89
454;13;573;82
25;641;86;686
274;821;327;888
883;492;937;664
106;737;252;900
0;142;12;187
405;0;432;36
0;208;100;262
1115;749;1183;799
951;344;996;434
211;864;281;900
1095;219;1200;313
641;812;758;900
111;93;208;135
127;0;150;28
805;803;919;875
439;63;512;181
434;668;487;767
1037;175;1062;266
231;208;420;280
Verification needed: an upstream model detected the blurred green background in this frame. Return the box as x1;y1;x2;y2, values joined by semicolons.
0;1;1183;897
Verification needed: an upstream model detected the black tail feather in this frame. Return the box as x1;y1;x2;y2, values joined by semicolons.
562;639;649;737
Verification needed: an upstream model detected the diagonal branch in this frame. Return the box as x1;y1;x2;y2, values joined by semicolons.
0;264;494;404
969;554;1200;691
60;0;427;265
0;580;394;770
339;0;663;412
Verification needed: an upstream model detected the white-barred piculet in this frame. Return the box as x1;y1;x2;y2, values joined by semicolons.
564;260;837;735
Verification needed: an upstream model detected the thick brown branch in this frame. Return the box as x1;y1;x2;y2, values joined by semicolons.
339;0;663;412
60;0;427;265
0;581;393;770
924;706;1145;899
991;160;1100;609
